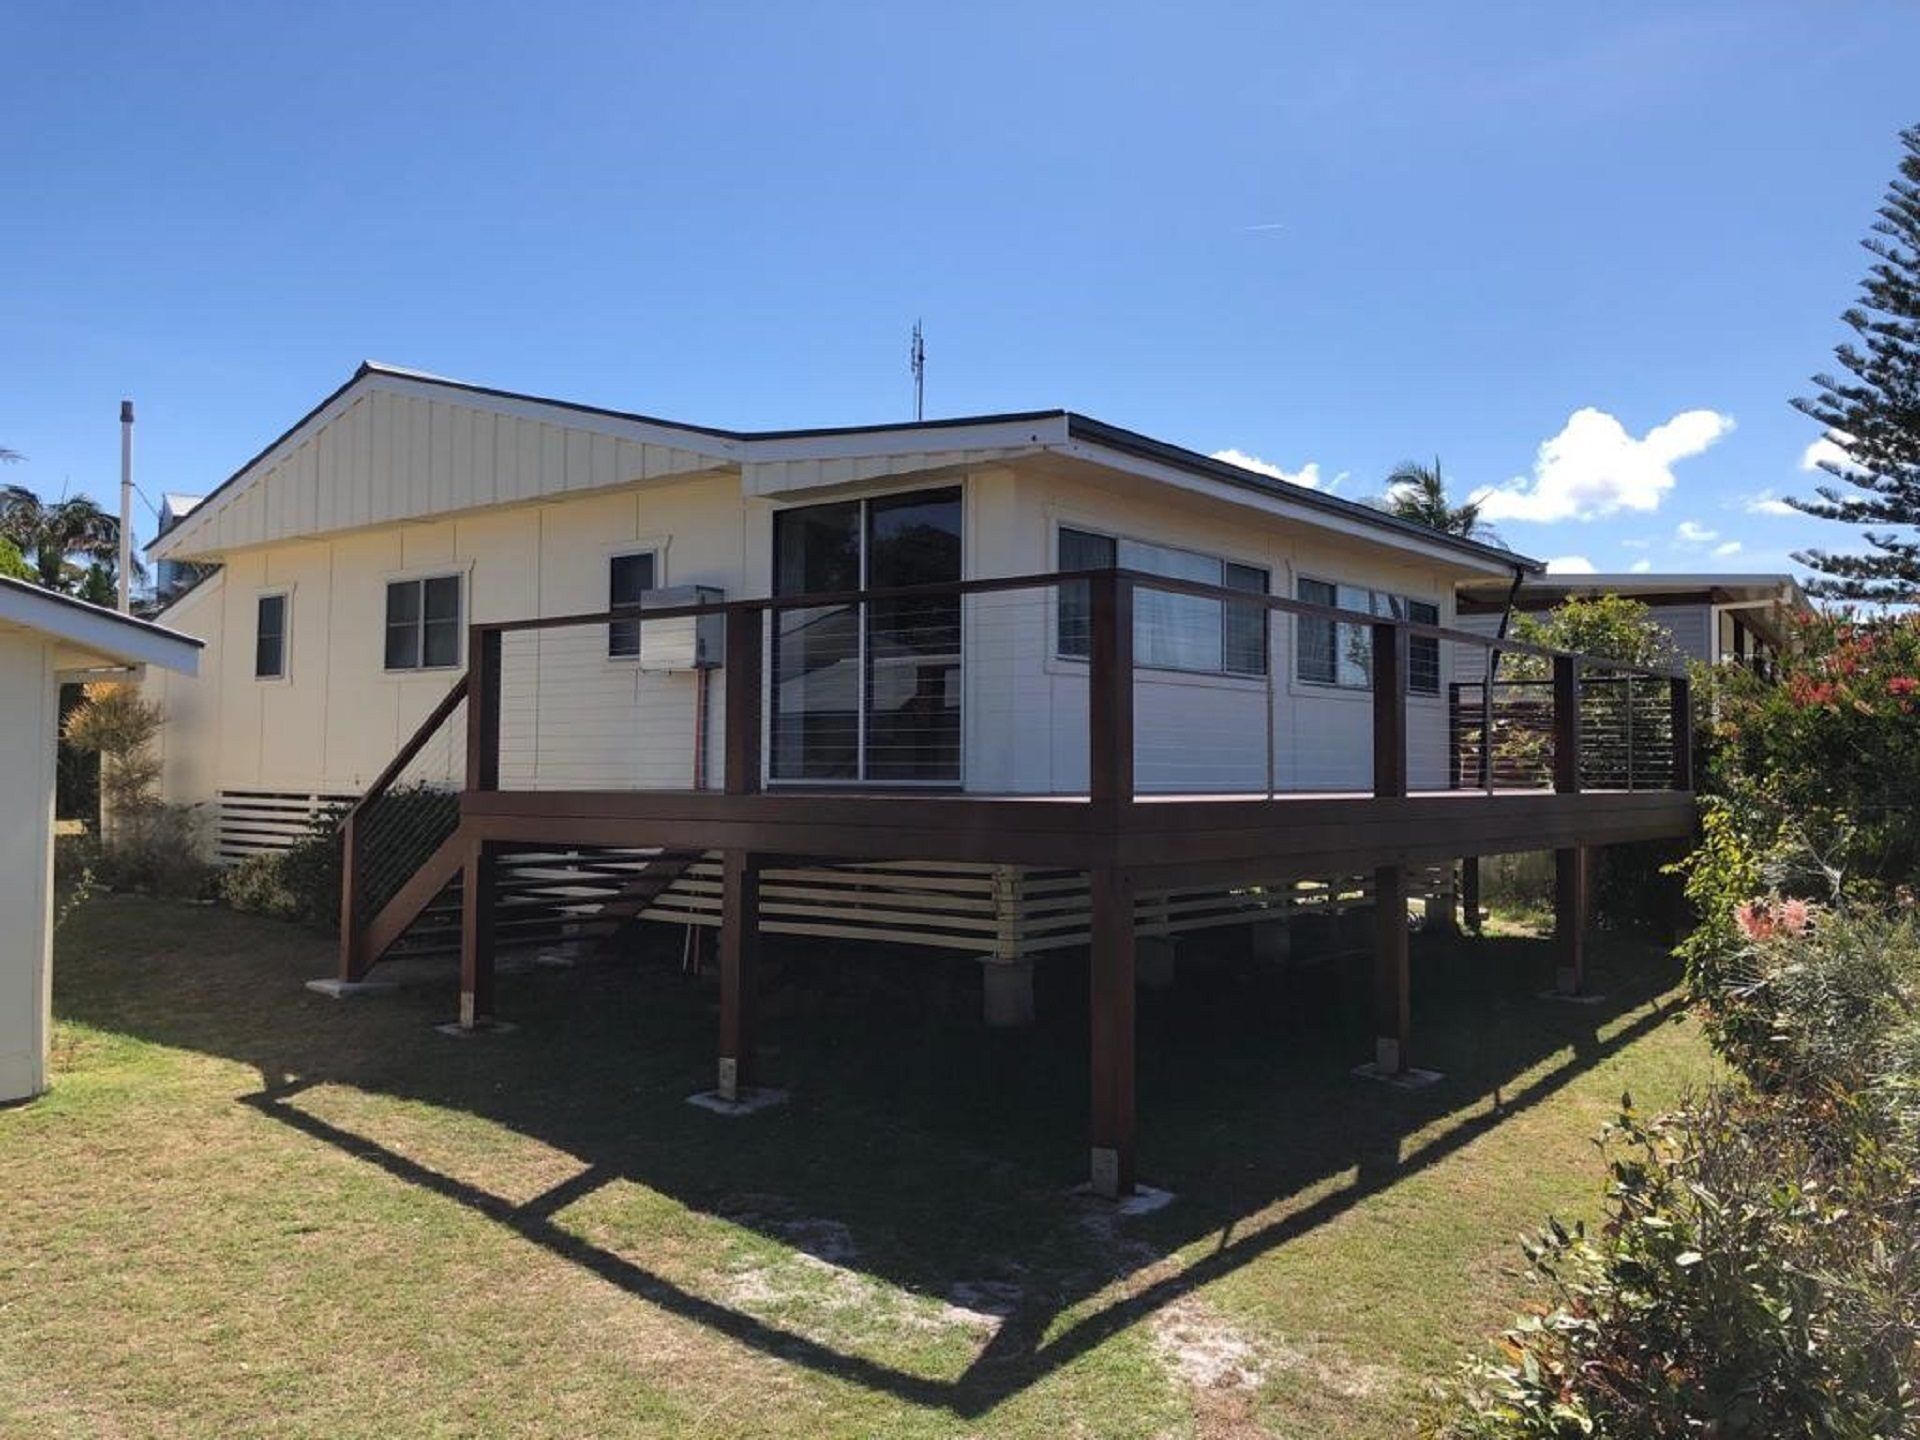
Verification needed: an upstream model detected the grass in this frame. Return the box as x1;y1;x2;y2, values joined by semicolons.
0;898;1714;1438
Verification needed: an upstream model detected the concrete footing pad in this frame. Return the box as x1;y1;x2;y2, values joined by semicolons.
1536;988;1608;1006
1070;1182;1176;1215
433;1019;519;1038
305;978;398;999
982;959;1035;1027
1351;1061;1445;1089
686;1087;790;1117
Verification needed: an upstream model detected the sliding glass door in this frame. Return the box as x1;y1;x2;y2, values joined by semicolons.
770;487;962;784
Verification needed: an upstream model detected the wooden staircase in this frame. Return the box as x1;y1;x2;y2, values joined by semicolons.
335;669;700;981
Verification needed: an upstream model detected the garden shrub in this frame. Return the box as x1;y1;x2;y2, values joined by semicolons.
1442;892;1920;1437
1443;1090;1920;1440
219;805;344;932
1705;607;1920;894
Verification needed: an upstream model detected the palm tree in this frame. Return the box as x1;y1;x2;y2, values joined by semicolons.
1381;457;1496;542
0;485;134;595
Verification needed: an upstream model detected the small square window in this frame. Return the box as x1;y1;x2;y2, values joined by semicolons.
384;575;462;671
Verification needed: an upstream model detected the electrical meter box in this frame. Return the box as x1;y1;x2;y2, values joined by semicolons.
637;585;725;672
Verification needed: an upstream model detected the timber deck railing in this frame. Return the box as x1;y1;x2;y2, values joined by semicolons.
449;566;1692;802
339;568;1694;972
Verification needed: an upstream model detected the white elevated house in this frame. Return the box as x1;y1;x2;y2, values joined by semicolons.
142;364;1697;1193
146;364;1533;830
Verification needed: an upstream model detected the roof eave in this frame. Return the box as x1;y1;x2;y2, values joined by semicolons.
1062;415;1542;576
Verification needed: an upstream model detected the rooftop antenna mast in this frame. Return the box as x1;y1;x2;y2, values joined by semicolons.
909;319;925;421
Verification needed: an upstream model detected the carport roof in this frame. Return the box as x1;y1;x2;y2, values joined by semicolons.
0;578;202;674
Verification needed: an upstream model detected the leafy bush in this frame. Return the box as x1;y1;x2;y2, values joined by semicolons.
219;806;344;932
1444;1092;1919;1440
58;803;216;900
1707;607;1920;892
1443;896;1920;1437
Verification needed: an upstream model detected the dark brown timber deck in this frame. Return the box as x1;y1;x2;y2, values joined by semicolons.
338;568;1698;1198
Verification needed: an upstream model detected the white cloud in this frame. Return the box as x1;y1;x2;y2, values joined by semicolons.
1743;489;1798;517
1800;435;1855;473
1621;537;1651;550
1545;555;1597;574
1472;407;1735;523
1210;448;1322;489
1713;540;1743;557
1676;519;1718;545
1629;558;1653;574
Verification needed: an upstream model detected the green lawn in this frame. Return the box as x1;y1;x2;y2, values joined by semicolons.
0;898;1712;1439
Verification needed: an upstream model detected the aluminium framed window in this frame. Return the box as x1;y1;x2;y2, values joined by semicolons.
1055;526;1269;678
607;550;659;659
384;573;463;672
1295;577;1440;695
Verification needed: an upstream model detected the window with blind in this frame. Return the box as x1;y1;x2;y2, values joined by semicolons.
1295;578;1440;694
1056;527;1268;677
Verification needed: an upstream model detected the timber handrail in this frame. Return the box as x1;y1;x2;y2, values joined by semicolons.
465;565;1685;681
340;674;470;827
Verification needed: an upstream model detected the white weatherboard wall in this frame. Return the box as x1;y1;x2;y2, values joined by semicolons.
149;451;1493;822
0;629;59;1102
148;471;754;815
964;462;1467;795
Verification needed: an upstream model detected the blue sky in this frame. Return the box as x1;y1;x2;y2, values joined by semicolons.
3;2;1915;575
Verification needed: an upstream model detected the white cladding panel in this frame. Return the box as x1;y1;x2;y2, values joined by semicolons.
169;382;730;559
151;447;1485;821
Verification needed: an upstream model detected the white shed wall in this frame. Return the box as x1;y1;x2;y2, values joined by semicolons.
0;629;59;1101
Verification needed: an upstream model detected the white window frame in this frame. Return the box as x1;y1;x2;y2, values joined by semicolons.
605;543;666;663
253;587;292;684
381;569;467;674
1292;573;1442;697
1050;520;1271;681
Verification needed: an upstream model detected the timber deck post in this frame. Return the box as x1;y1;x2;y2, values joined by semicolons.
724;608;763;796
1088;865;1137;1199
1371;620;1412;1074
458;836;497;1028
1552;656;1588;995
1460;855;1482;934
338;810;366;981
717;849;762;1101
1554;845;1589;996
466;626;502;794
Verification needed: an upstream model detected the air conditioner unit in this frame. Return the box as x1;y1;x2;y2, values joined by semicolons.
638;585;725;672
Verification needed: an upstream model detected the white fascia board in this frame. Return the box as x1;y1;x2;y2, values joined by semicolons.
0;581;201;674
1057;438;1526;578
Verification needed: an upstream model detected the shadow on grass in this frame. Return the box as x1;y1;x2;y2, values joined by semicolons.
56;900;1684;1419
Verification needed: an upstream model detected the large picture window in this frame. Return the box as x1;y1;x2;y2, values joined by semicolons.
1056;528;1268;677
770;488;962;784
384;574;462;671
1296;578;1439;694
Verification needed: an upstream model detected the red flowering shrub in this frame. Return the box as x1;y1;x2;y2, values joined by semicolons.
1709;607;1920;890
